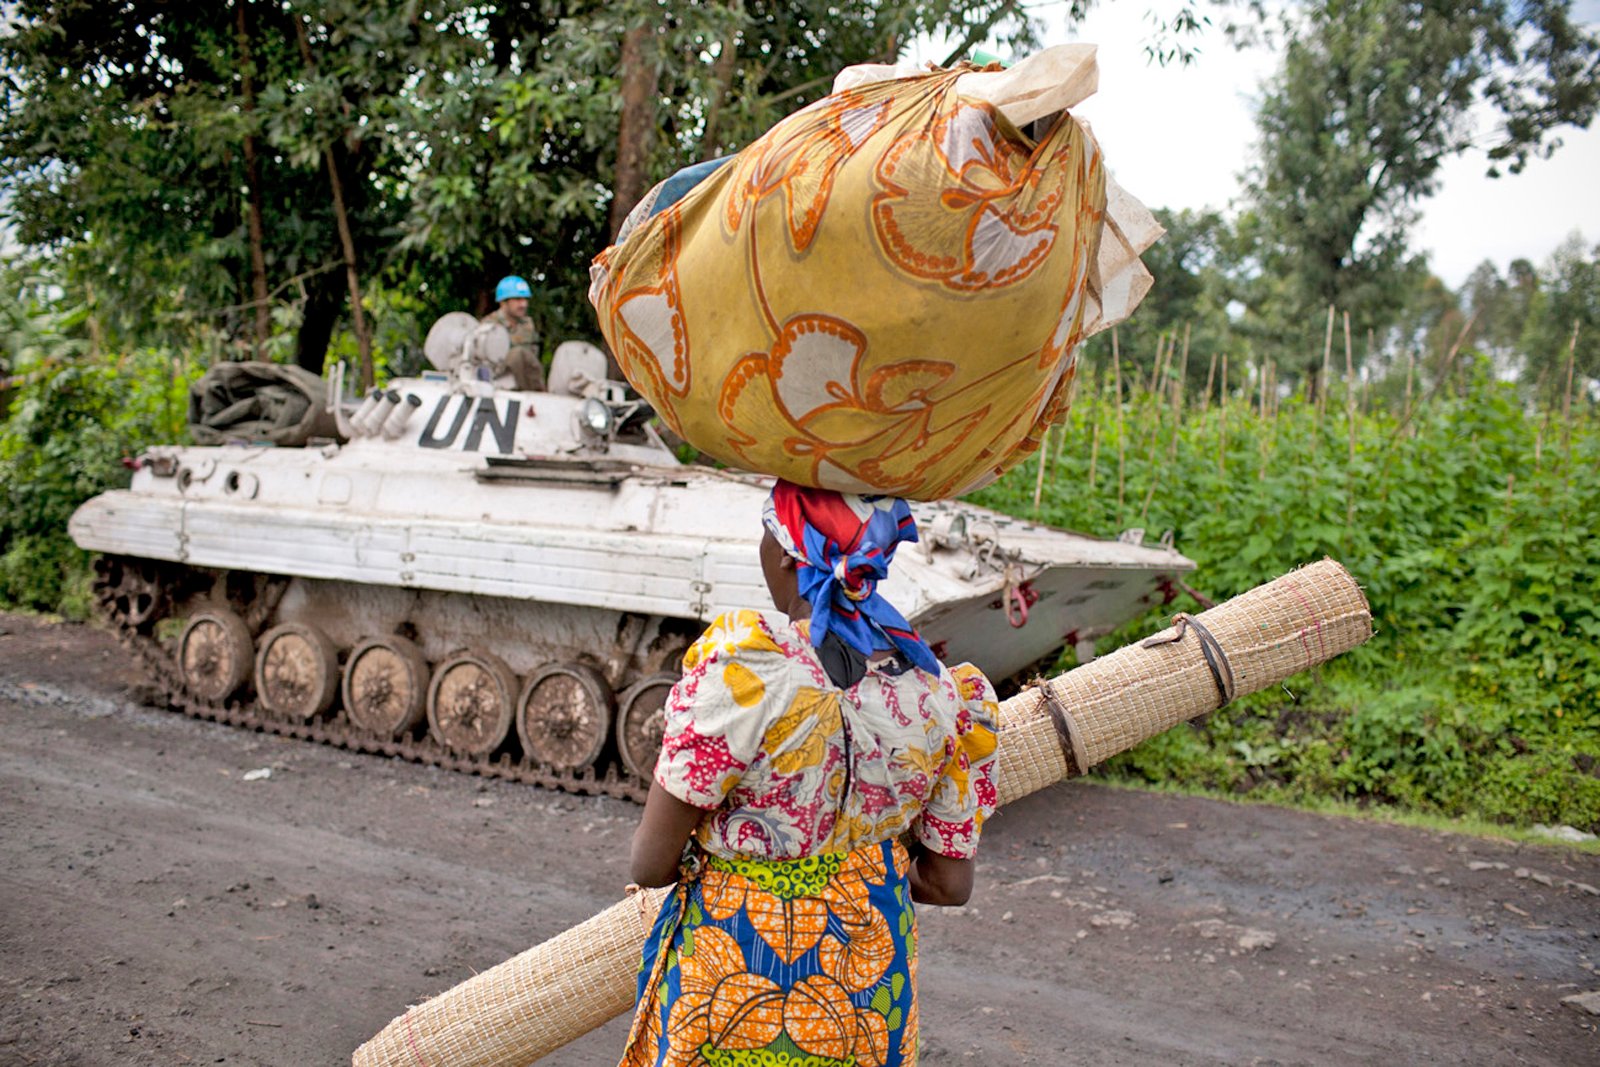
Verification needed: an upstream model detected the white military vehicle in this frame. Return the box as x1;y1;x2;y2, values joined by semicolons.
69;318;1194;799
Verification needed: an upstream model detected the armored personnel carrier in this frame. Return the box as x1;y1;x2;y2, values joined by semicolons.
70;328;1194;800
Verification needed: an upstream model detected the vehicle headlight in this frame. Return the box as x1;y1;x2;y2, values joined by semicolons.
581;397;614;436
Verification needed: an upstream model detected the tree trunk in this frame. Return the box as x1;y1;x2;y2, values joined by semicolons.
610;23;660;239
324;149;374;387
698;2;742;162
294;271;342;374
235;0;271;359
292;14;374;387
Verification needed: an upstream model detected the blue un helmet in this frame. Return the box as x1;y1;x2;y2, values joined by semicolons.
495;275;532;301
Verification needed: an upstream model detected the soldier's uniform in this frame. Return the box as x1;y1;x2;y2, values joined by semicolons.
482;306;544;391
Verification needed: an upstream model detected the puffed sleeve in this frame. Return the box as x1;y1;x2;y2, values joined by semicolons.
911;663;1000;859
654;609;796;810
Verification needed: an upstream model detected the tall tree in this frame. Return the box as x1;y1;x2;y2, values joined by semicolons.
1087;208;1250;399
1459;257;1540;372
1520;233;1599;398
2;0;1044;366
0;0;405;372
1243;0;1600;386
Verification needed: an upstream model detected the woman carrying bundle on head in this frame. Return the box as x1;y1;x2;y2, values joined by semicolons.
621;480;1000;1067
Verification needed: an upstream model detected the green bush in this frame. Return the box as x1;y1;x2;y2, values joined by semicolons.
0;285;190;616
974;357;1600;832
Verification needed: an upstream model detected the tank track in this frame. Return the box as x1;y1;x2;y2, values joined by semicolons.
93;565;651;803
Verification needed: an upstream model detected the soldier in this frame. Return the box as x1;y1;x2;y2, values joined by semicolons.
482;275;544;391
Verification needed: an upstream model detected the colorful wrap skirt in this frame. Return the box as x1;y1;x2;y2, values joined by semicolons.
620;839;918;1067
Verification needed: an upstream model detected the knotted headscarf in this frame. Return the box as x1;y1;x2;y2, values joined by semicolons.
762;480;941;687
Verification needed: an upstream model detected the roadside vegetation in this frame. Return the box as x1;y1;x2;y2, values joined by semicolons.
973;329;1600;834
2;0;1597;834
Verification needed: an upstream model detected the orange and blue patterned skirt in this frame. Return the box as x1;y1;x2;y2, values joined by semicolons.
620;839;918;1067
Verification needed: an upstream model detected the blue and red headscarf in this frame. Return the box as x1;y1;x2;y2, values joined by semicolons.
762;480;941;682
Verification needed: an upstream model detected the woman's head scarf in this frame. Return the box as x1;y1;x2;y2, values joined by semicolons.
762;480;941;686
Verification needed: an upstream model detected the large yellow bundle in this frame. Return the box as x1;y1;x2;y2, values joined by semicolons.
589;47;1159;500
356;560;1372;1067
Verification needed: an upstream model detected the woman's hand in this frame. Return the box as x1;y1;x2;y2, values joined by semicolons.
630;782;709;887
909;848;974;906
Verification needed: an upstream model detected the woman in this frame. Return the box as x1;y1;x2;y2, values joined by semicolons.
621;480;1000;1067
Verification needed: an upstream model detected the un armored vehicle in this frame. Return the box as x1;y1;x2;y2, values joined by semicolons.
70;325;1194;799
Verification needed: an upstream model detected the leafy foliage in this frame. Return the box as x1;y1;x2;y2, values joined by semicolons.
973;351;1600;831
1517;233;1600;396
1241;0;1600;377
0;0;1040;369
0;276;192;613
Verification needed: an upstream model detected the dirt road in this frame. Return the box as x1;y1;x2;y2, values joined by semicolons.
2;610;1597;1066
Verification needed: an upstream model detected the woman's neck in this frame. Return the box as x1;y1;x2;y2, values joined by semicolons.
780;594;810;625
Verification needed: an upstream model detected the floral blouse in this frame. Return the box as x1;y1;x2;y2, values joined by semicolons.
654;609;1000;862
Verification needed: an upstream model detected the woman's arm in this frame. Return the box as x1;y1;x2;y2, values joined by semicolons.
629;782;710;887
908;847;975;906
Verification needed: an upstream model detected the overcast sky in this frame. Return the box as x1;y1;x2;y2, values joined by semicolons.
914;1;1600;289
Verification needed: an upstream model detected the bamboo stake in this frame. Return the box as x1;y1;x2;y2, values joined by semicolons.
1387;312;1477;447
1140;331;1184;523
1402;348;1415;432
1344;311;1356;531
1258;356;1270;483
1258;349;1268;420
1217;352;1228;481
1164;329;1190;467
1148;331;1168;396
1173;324;1191;421
1032;425;1050;515
1363;328;1375;414
1113;330;1126;524
1319;303;1335;416
1562;319;1579;471
1344;315;1356;470
1532;365;1552;478
1136;333;1168;464
1267;359;1285;485
1088;414;1101;490
1201;347;1218;415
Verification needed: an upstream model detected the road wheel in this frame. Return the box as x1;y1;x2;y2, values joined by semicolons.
615;673;678;780
427;650;518;756
255;623;340;720
343;636;429;738
517;663;614;771
98;556;166;630
178;608;254;704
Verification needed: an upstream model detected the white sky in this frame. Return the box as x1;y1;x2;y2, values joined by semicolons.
912;1;1600;288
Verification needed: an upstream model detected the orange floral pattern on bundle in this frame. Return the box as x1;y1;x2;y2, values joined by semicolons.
590;68;1106;500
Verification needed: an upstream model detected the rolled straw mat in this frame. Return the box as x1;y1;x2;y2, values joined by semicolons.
355;558;1371;1067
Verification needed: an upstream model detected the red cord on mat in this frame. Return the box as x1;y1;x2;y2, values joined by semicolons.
402;1011;432;1067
